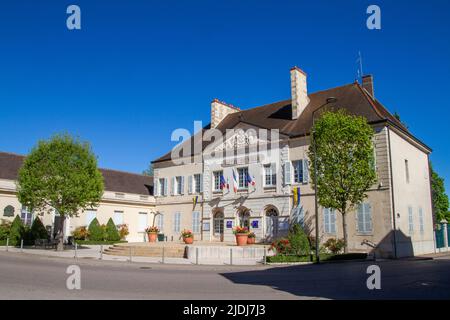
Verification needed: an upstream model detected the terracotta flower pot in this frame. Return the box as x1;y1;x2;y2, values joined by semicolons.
247;237;256;245
183;236;194;244
235;233;248;246
147;232;158;243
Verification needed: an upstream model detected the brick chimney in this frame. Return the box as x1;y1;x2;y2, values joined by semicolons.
290;66;310;120
362;75;374;97
211;99;240;128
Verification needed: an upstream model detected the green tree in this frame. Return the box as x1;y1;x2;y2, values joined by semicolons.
308;110;377;253
287;224;310;256
88;218;104;241
430;164;449;222
17;134;104;251
31;217;48;240
9;215;24;246
105;218;120;241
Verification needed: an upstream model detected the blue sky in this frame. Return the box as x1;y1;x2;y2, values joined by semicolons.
0;0;449;191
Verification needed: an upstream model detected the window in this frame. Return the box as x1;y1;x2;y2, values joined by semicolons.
159;178;166;196
357;203;373;234
20;206;33;226
174;176;184;195
213;171;223;192
174;212;181;233
138;212;148;232
323;208;336;234
193;174;202;193
192;211;201;233
238;167;248;189
293;160;309;184
264;164;276;187
85;210;97;226
156;213;164;232
113;211;123;226
408;206;414;234
405;159;410;183
419;207;424;234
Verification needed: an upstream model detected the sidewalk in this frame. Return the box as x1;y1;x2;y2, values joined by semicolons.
0;245;264;265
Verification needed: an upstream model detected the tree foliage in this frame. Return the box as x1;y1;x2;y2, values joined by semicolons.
9;215;24;246
142;163;154;176
31;217;48;240
17;134;104;250
430;164;449;222
105;218;120;241
308;110;377;252
88;218;104;241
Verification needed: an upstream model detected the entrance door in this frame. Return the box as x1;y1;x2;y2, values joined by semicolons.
213;212;224;242
265;208;279;240
138;212;148;242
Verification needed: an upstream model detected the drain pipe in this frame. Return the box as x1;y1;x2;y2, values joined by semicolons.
387;126;398;259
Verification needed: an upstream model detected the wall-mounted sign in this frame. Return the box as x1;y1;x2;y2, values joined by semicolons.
226;220;233;228
3;205;14;217
203;222;210;231
278;221;289;231
251;220;259;229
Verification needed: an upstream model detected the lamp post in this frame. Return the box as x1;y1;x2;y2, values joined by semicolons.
312;97;337;263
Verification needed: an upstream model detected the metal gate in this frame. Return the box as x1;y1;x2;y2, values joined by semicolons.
435;224;445;249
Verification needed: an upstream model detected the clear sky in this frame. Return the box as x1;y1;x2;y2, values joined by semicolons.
0;1;449;191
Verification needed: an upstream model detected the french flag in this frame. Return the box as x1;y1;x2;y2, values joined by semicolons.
232;169;238;193
246;173;255;186
220;175;227;190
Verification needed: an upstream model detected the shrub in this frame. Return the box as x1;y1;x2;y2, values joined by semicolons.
287;224;310;256
269;238;291;255
31;217;48;240
72;226;89;240
117;224;129;240
323;238;345;254
105;218;120;241
248;232;256;238
180;229;193;238
145;226;159;233
0;219;12;240
88;218;104;241
9;215;24;246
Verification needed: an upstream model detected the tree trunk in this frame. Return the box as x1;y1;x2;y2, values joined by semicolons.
56;215;66;251
342;211;348;254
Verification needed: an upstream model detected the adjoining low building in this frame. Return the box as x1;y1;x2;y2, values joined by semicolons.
0;152;155;243
152;67;435;258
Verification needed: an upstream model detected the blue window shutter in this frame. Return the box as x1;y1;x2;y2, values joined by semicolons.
284;161;291;185
302;159;309;184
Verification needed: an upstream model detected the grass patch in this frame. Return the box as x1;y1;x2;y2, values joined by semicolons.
0;240;7;246
74;240;127;245
267;253;368;263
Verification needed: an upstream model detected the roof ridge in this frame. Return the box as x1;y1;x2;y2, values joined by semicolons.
0;151;26;158
99;168;152;178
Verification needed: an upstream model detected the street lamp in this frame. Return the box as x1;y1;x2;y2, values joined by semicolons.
312;97;337;263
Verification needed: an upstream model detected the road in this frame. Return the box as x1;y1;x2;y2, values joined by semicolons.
0;251;449;299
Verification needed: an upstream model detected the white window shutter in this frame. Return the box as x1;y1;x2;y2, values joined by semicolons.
199;174;203;192
303;159;309;184
188;175;193;194
170;177;175;195
284;161;291;185
164;178;168;196
154;180;159;197
180;176;185;194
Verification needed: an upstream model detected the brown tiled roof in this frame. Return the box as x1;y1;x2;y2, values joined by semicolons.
0;152;153;196
153;82;429;163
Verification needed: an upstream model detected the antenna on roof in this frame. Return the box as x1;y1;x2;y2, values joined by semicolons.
356;51;364;84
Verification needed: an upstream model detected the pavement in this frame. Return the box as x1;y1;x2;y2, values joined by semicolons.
0;250;450;299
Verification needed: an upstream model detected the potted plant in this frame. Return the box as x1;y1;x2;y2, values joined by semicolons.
180;229;194;244
145;226;159;243
247;232;256;244
233;226;249;246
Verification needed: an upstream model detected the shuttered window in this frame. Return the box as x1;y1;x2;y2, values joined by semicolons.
408;206;414;234
357;203;373;234
419;207;424;234
192;211;200;233
174;212;181;233
323;208;336;234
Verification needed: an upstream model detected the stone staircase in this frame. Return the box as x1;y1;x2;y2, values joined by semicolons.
104;243;187;258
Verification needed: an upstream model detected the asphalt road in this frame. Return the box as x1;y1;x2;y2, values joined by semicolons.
0;251;449;299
